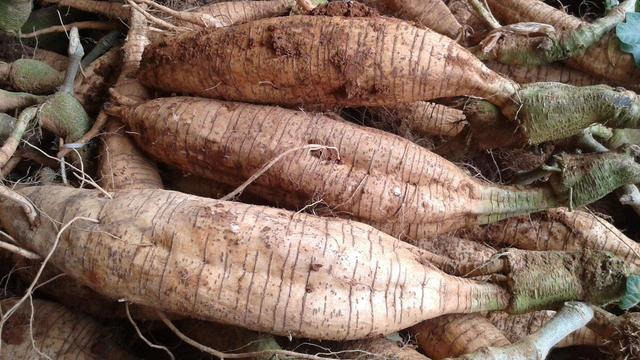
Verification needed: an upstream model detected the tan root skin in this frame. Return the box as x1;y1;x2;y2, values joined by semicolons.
361;0;462;39
368;102;467;137
190;0;294;27
108;97;557;239
411;314;510;359
485;61;605;86
0;298;135;359
472;208;640;267
99;3;163;192
0;186;510;340
74;47;121;113
139;15;518;108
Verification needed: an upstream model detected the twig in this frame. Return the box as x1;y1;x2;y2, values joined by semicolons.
221;144;338;201
126;303;176;360
0;185;38;226
22;141;112;198
467;0;501;29
0;216;98;354
20;21;115;38
156;310;338;359
0;240;41;260
0;106;37;169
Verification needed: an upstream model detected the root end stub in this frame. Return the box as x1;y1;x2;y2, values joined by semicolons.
505;83;640;145
549;151;640;208
504;249;630;314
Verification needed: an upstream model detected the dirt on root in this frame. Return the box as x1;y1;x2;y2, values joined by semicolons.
310;2;379;17
270;28;305;57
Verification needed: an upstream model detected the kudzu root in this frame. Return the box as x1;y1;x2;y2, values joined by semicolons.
0;59;64;94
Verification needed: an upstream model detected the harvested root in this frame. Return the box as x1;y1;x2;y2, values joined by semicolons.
0;298;137;359
485;0;640;87
367;102;467;137
0;185;514;340
158;0;294;28
98;120;163;190
0;89;46;113
41;0;130;19
98;2;162;191
0;249;167;319
361;0;463;39
138;14;519;108
73;47;121;114
501;83;640;145
410;236;495;266
473;0;633;65
486;61;605;86
549;151;640;209
0;0;31;34
0;59;64;94
470;208;640;267
450;302;593;359
106;96;563;239
410;314;510;359
29;47;69;72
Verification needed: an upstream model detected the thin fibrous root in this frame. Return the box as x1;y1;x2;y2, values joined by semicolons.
156;310;341;359
0;216;98;354
0;184;38;227
0;106;37;169
220;144;339;201
20;21;116;38
125;0;185;32
0;239;41;260
132;0;224;28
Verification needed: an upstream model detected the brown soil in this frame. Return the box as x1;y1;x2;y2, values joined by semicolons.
310;1;379;17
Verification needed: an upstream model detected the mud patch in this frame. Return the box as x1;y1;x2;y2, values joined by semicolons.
270;27;304;57
310;1;379;17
